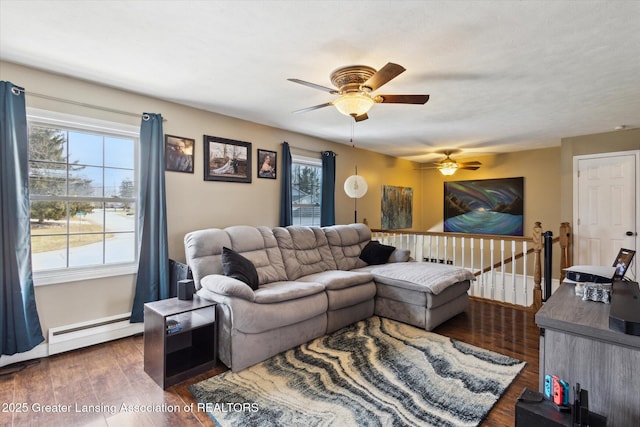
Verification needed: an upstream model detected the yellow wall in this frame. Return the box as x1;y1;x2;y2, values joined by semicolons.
420;147;562;236
0;61;424;334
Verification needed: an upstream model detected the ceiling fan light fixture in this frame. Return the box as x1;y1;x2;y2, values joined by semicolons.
439;160;459;176
333;92;375;118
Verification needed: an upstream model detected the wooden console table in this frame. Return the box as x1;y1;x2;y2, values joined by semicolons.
535;282;640;427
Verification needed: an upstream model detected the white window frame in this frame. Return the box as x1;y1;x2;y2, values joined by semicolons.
26;108;139;286
291;154;323;227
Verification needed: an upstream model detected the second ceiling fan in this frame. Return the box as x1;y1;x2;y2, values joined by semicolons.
288;62;429;122
429;150;482;175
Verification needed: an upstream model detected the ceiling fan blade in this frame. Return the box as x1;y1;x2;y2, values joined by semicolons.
288;78;339;94
292;102;333;114
459;166;481;170
362;62;406;91
378;94;430;104
354;113;369;122
459;161;482;166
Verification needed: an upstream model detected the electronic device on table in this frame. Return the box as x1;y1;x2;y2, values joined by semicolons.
612;248;635;281
565;248;635;283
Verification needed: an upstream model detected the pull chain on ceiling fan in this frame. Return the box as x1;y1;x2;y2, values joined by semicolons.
288;62;429;121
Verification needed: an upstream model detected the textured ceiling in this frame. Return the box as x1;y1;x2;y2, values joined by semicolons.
1;1;639;162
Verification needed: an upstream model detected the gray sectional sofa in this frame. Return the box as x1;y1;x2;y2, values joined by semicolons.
184;223;474;372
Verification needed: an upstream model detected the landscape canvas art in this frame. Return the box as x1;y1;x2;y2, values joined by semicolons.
381;185;413;229
444;177;524;236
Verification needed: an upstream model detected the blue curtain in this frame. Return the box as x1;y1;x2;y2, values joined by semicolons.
0;81;45;355
279;141;293;227
130;113;169;323
321;151;336;226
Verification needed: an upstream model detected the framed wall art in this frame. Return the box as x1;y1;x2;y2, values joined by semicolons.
257;149;277;179
444;177;524;236
165;135;194;173
381;185;413;229
203;135;252;183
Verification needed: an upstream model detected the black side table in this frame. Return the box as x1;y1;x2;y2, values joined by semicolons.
144;295;217;389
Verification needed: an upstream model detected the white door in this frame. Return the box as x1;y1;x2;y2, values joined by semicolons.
574;151;638;279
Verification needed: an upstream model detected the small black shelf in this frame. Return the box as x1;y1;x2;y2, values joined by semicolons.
144;296;217;389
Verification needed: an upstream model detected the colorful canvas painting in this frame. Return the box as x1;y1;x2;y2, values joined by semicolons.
381;185;413;229
444;177;524;236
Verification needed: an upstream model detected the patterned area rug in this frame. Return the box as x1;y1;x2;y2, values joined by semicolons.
190;316;525;426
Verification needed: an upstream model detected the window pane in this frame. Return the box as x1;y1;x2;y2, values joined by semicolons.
31;235;67;270
71;202;104;234
28;125;67;162
105;202;135;232
68;131;103;166
104;168;134;199
68;234;104;268
105;137;134;169
291;162;322;226
29;161;67;196
105;232;135;264
30;200;68;226
69;165;103;197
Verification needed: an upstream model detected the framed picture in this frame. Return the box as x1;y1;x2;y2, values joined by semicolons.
257;149;277;179
381;185;413;229
444;177;524;236
203;135;252;183
165;135;194;173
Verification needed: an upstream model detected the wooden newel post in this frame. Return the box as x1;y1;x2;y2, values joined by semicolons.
559;222;571;282
532;221;543;310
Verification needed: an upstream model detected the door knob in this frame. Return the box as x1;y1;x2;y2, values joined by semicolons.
626;231;637;236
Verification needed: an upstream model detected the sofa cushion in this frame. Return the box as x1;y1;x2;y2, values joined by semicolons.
225;225;289;285
200;274;256;302
296;270;374;290
360;241;396;265
224;291;328;334
325;282;377;311
184;228;231;289
254;281;326;304
222;247;259;290
273;226;337;280
323;224;370;271
369;262;476;295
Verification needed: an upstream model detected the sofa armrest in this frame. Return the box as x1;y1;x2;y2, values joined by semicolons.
200;274;255;302
388;249;411;263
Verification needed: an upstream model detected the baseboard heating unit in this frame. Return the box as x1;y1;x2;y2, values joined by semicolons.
48;312;143;355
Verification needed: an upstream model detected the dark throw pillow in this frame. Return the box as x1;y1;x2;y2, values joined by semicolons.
221;247;259;290
359;240;396;265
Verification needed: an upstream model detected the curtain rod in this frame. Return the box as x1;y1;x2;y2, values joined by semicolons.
289;144;338;156
13;87;165;121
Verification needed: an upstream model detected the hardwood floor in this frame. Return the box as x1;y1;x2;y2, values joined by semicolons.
0;298;539;426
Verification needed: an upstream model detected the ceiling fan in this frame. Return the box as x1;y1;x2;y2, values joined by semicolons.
288;62;429;122
423;150;482;175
